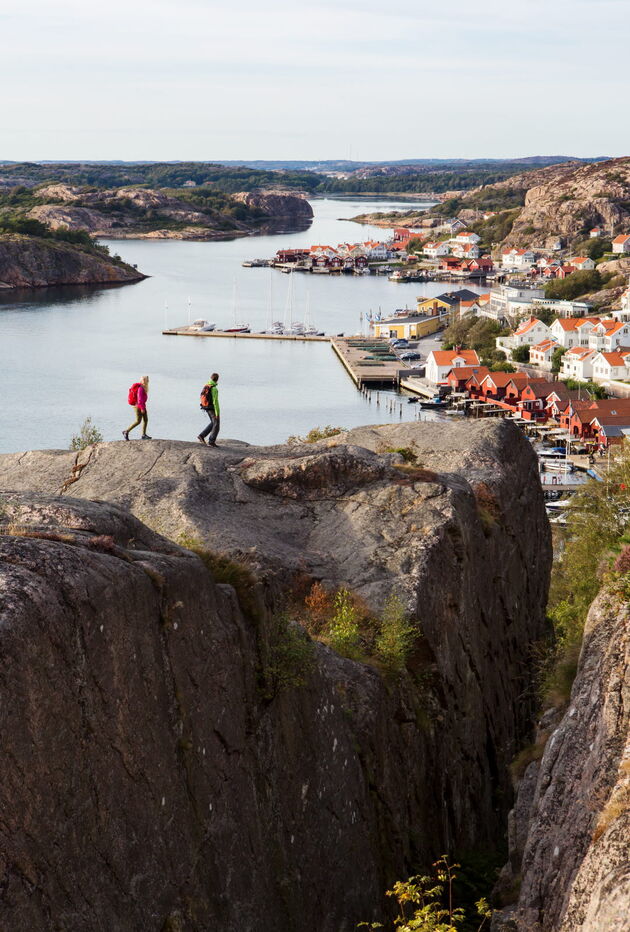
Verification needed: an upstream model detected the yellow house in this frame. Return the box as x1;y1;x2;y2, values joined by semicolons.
371;314;441;340
416;296;455;316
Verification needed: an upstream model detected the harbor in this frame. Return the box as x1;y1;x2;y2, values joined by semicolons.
162;327;330;342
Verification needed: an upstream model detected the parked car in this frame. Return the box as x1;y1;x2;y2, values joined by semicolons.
390;339;408;347
400;351;422;360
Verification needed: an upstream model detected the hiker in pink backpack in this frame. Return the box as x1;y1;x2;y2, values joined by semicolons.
122;376;151;440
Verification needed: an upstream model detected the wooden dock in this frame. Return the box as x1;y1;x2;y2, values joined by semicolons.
162;329;408;388
330;338;404;387
162;327;329;343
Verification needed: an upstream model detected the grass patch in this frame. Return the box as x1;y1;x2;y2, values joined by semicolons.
178;534;262;622
386;446;418;464
287;425;343;444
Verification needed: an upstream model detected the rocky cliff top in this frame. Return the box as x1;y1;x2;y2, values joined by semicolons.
0;421;552;929
0;233;145;289
0;419;547;608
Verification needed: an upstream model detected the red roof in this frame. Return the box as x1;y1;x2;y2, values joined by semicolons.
613;234;630;244
446;365;490;382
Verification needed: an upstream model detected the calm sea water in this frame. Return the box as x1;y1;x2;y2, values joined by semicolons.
0;198;487;453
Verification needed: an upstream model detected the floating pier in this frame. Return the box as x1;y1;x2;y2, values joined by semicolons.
162;327;329;342
162;328;409;387
330;338;404;387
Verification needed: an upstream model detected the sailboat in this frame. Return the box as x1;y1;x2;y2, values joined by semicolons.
282;272;306;335
224;279;250;332
303;291;324;336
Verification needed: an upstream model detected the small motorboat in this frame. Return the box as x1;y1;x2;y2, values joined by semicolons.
190;318;216;332
419;397;449;409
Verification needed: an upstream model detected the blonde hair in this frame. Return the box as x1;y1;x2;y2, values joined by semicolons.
141;375;149;394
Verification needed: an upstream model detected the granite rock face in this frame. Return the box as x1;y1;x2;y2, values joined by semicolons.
0;421;551;930
233;188;314;219
492;590;630;932
0;234;145;289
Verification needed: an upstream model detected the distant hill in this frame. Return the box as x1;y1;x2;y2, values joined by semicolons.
434;156;630;249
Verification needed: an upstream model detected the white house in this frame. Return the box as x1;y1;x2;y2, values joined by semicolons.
529;338;558;367
501;248;535;269
425;349;480;384
451;242;481;259
613;280;630;321
612;234;630;254
423;241;450;259
560;347;597;380
362;241;390;260
496;317;550;357
588;319;630;351
570;256;596;271
452;231;480;245
590;227;603;238
482;284;544;324
550;318;583;349
591;350;630;382
531;298;594;318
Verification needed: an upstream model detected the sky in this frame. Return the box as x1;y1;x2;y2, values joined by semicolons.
1;0;629;162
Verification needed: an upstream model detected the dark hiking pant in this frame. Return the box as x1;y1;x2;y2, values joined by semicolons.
200;411;220;443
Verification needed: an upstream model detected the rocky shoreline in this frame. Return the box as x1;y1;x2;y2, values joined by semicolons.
0;233;146;289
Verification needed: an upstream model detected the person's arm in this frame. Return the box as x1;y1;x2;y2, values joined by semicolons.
212;384;220;415
137;386;147;411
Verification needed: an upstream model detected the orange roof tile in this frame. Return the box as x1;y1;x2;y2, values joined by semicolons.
431;349;480;365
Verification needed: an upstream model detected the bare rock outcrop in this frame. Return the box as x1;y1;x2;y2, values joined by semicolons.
492;589;630;932
0;233;145;289
0;421;552;930
233;188;314;219
497;158;630;246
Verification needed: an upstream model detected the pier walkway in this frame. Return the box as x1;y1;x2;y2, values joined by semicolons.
162;327;329;342
162;328;408;387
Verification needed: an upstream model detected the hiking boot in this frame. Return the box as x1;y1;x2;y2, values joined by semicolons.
208;441;217;447
141;434;152;439
122;430;130;441
197;435;207;444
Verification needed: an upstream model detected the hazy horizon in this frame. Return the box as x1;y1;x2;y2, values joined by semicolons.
2;0;629;161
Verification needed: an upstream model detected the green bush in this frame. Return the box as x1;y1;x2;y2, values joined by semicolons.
261;612;315;698
551;346;567;374
327;588;362;659
545;269;602;301
511;344;530;363
69;417;103;450
375;594;416;673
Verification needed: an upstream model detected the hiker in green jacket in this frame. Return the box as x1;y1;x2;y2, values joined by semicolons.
198;372;220;446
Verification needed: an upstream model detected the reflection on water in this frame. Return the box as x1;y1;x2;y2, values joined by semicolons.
0;198;478;454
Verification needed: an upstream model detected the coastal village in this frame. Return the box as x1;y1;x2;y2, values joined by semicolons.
251;212;630;455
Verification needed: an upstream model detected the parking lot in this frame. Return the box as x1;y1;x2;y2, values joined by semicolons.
389;331;445;364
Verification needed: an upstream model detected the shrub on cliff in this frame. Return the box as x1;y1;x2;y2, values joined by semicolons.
375;594;416;673
260;612;315;699
287;425;342;444
327;588;362;660
69;417;103;450
358;856;493;931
